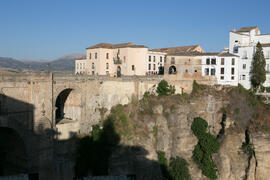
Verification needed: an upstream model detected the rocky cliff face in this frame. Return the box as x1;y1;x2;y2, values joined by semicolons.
106;86;270;180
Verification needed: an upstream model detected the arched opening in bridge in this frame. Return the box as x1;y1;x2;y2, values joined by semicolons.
169;65;177;74
55;88;81;124
0;127;28;176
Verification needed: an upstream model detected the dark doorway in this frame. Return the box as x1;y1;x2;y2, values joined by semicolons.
0;127;28;176
117;66;121;77
169;66;177;74
158;66;164;75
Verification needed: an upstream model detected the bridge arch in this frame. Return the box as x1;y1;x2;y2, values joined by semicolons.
55;87;82;124
0;127;28;176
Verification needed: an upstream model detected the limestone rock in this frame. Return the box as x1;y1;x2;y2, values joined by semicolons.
215;132;247;180
251;133;270;180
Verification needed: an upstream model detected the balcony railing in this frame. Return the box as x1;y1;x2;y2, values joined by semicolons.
114;59;122;64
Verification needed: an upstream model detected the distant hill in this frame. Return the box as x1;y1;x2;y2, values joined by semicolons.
0;57;28;70
0;53;84;72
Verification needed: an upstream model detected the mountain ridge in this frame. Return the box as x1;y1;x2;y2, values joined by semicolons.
0;53;84;71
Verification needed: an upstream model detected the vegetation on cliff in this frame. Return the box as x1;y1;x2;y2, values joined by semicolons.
227;84;270;132
75;80;270;179
156;80;176;96
75;118;120;177
191;117;220;179
157;151;191;180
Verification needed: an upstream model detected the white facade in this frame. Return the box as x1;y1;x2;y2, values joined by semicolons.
202;53;239;86
229;27;270;89
147;51;166;75
75;59;87;74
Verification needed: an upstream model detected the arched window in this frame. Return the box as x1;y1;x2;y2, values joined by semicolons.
169;65;177;74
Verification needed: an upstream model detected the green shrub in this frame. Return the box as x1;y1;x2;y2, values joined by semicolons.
75;118;120;177
191;117;208;138
157;151;170;179
157;151;191;180
191;117;220;179
156;80;175;96
169;157;191;180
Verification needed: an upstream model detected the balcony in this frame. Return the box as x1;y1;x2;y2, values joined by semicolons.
114;59;122;64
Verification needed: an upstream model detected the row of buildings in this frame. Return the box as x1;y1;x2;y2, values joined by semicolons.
75;26;270;89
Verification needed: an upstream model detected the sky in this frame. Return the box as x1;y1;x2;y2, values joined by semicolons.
1;0;270;60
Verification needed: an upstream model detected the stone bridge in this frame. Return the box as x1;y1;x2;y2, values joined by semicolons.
0;72;199;179
0;72;166;180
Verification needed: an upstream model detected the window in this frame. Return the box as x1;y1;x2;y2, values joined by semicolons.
231;68;235;75
106;53;109;59
106;63;109;69
148;64;151;70
221;58;225;65
211;68;215;75
132;65;135;71
171;57;175;64
195;69;197;72
235;40;238;43
185;69;188;73
221;68;224;74
221;76;224;80
205;68;209;75
106;71;109;75
153;56;156;62
231;76;234;80
233;46;238;53
243;51;247;59
160;57;162;62
206;58;210;65
211;58;216;65
149;56;151;62
92;63;95;69
92;71;95;75
153;64;156;70
267;64;270;72
242;75;246;80
243;64;246;69
95;53;97;59
232;58;235;65
89;53;91;59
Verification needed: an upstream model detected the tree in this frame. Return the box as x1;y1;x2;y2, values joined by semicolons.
251;42;266;90
191;117;220;179
156;80;175;96
169;157;191;180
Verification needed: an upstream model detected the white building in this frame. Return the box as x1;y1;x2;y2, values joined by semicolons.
229;26;270;89
147;51;166;75
201;52;239;86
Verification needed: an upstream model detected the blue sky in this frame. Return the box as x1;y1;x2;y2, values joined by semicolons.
1;0;270;60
